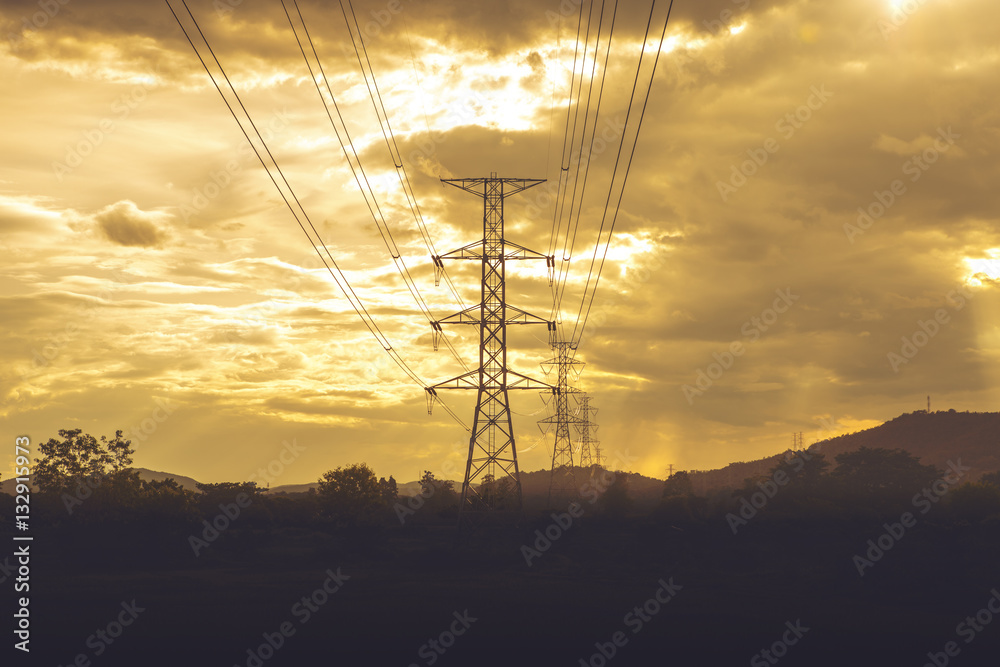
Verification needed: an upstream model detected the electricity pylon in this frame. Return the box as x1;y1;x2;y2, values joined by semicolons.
540;341;583;507
576;393;600;469
425;174;555;525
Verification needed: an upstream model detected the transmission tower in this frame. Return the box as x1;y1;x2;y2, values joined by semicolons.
540;341;584;506
426;174;555;525
575;393;600;469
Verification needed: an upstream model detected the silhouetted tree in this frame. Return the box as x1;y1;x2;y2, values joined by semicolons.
416;470;459;517
318;463;384;526
138;478;197;522
35;429;142;519
832;447;941;506
35;429;135;494
474;474;518;511
981;471;1000;488
598;473;633;517
662;471;693;498
770;450;830;486
945;482;1000;521
379;476;398;505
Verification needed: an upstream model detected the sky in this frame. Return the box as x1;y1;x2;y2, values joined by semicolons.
2;0;999;487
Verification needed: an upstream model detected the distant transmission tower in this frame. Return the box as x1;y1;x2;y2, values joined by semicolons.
792;432;803;449
539;341;583;506
575;393;600;469
426;174;554;525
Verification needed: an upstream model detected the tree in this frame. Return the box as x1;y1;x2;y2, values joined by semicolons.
474;474;517;511
379;476;398;505
770;450;830;487
833;447;941;504
35;429;142;518
318;463;384;526
598;472;633;517
138;478;196;522
946;482;1000;521
981;471;1000;488
662;471;693;498
193;481;264;513
35;429;135;494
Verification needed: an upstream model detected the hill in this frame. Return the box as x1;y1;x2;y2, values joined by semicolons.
684;410;1000;494
5;410;996;499
808;409;1000;476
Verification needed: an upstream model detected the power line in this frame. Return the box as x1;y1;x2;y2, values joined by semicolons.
571;0;675;350
283;0;470;372
551;0;619;331
547;0;589;262
338;0;466;313
166;0;470;431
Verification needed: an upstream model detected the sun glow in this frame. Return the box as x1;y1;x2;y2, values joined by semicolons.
964;250;1000;286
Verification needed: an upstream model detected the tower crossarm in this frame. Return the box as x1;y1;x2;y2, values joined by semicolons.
442;177;545;197
506;369;554;391
434;305;552;327
436;240;552;263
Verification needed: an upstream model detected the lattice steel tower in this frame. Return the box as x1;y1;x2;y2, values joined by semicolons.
426;174;554;524
576;393;600;469
540;341;583;506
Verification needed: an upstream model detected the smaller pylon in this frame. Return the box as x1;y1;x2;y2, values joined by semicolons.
576;393;600;469
539;341;584;507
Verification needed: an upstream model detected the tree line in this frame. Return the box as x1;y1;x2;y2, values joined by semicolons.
4;429;1000;530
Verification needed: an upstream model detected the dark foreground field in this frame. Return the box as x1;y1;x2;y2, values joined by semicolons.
6;516;1000;667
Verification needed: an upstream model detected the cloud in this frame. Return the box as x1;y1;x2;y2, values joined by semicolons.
93;200;169;247
4;0;1000;484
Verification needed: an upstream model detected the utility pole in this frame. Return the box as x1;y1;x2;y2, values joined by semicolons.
426;174;555;525
540;342;583;506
